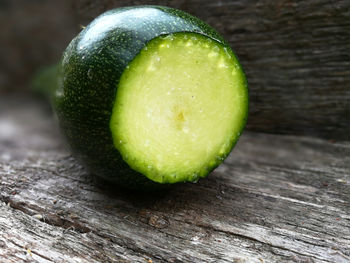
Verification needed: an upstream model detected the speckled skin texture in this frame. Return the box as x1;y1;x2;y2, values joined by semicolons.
53;6;234;189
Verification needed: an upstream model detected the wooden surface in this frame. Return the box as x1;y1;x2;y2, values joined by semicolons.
74;0;350;140
1;95;350;262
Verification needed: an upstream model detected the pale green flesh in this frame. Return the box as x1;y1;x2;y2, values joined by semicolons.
110;32;247;183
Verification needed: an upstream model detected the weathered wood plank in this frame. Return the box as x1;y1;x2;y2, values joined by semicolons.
73;0;350;140
1;96;350;262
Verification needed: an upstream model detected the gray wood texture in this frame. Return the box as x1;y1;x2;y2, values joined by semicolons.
73;0;350;140
1;95;349;262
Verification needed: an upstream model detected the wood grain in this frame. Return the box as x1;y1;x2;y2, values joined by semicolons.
73;0;350;140
1;96;349;262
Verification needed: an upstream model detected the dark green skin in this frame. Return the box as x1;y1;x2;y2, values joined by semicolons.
54;6;235;190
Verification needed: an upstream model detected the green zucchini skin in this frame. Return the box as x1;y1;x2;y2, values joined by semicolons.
53;6;247;189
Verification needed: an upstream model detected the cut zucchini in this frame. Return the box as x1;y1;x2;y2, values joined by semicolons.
111;33;246;183
53;6;248;189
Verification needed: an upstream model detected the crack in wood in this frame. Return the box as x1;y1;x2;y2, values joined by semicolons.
1;197;91;234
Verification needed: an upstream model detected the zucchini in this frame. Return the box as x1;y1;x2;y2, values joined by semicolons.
53;6;248;189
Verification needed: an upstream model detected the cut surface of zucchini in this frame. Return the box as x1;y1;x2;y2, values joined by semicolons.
110;32;247;183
